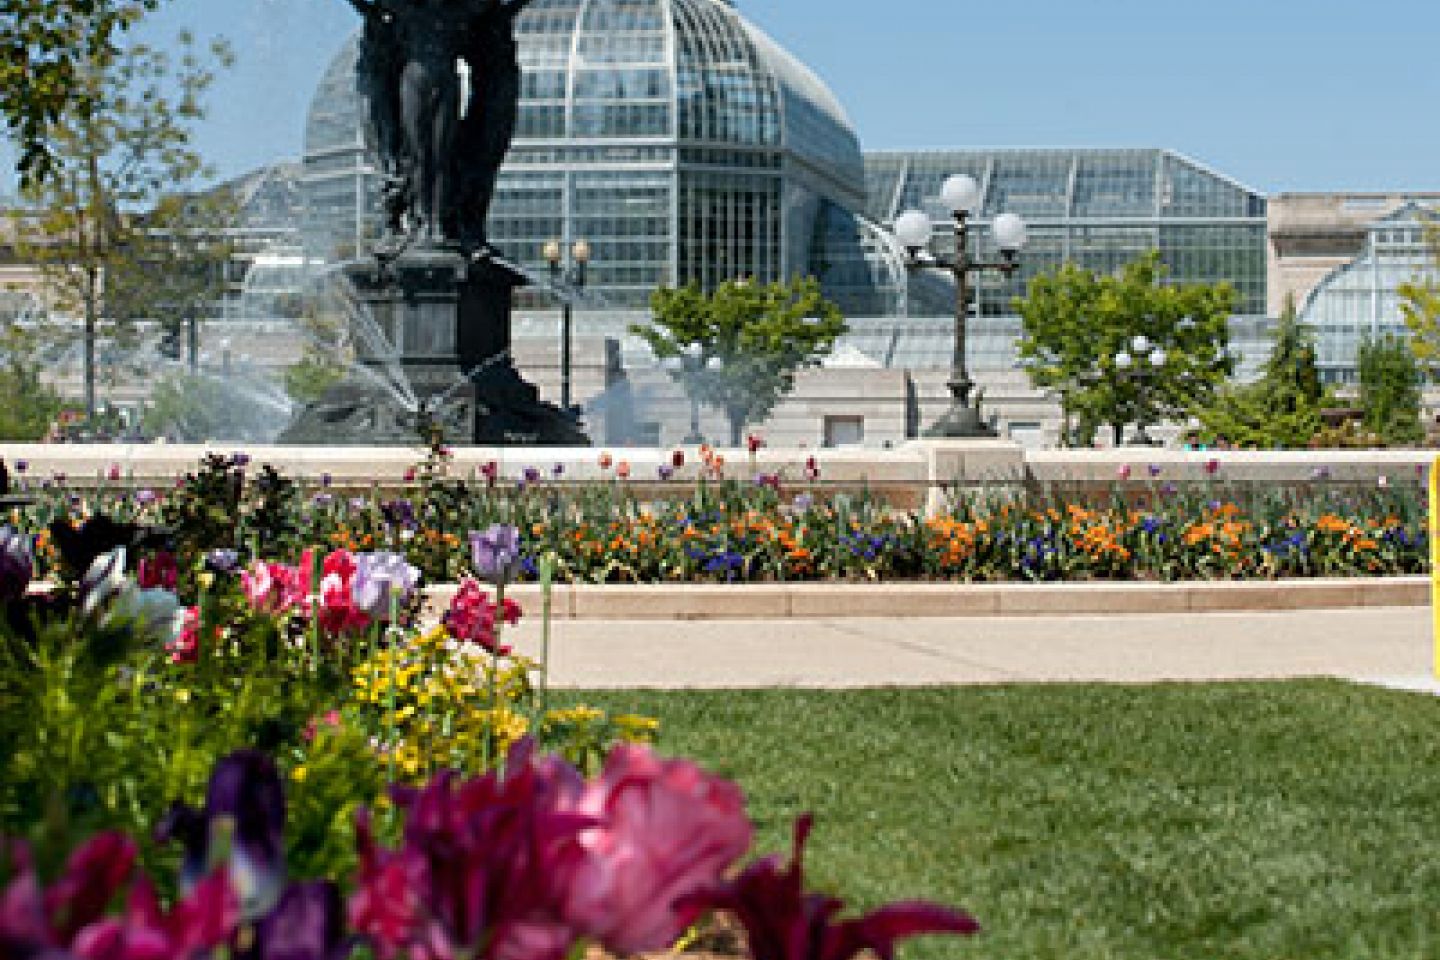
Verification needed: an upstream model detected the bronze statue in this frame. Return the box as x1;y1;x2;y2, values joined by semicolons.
340;0;534;249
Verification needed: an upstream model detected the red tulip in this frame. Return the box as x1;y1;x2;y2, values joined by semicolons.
671;449;685;469
688;815;978;960
552;744;752;955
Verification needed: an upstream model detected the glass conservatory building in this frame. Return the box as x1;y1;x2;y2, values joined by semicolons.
862;149;1271;372
301;0;882;311
1299;202;1439;383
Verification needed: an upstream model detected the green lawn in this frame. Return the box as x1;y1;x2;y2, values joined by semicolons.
566;682;1440;960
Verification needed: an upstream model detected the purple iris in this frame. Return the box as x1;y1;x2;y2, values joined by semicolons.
552;462;565;478
13;459;27;474
0;527;33;602
469;524;523;585
134;488;158;506
657;465;675;481
321;472;333;488
157;750;287;922
351;551;421;619
523;466;542;485
1147;464;1162;478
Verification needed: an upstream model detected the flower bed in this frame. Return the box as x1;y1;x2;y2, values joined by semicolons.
3;450;1429;587
0;509;979;960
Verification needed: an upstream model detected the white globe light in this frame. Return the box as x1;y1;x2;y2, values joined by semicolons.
1149;348;1167;367
685;341;703;359
940;174;981;214
706;356;723;371
1131;334;1151;354
992;212;1028;252
893;209;933;250
1114;351;1133;370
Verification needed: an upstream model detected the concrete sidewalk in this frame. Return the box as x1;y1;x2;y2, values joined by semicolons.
499;605;1432;689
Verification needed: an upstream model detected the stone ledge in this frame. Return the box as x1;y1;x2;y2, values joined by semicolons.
420;576;1429;621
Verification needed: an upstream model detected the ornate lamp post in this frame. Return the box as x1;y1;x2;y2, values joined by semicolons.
543;239;591;412
895;175;1028;438
1110;335;1168;446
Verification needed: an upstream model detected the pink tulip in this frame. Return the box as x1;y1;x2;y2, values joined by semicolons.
553;743;753;955
1117;464;1132;481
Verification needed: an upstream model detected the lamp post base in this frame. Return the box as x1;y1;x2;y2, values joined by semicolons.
923;399;996;439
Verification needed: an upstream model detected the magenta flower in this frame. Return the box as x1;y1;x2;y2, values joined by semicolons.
349;743;591;960
241;561;308;615
0;832;238;960
689;815;978;960
1117;464;1131;481
443;578;522;654
551;743;753;956
1204;457;1220;475
316;550;370;637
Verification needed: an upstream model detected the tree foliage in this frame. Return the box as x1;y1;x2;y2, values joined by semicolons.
1357;334;1423;447
1400;212;1440;381
1194;295;1328;448
0;0;162;187
13;24;234;418
0;310;69;439
635;277;846;445
1014;251;1236;446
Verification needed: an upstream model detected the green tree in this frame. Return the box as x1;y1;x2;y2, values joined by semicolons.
0;320;67;440
1194;294;1328;448
104;189;238;367
14;26;233;421
1400;211;1440;380
1357;334;1423;446
635;277;846;446
0;0;163;187
1014;251;1236;446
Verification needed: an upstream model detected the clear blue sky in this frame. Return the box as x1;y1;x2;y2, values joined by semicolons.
90;0;1440;195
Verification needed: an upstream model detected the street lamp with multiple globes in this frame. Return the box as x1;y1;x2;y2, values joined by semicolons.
543;239;591;413
1110;334;1168;445
894;174;1028;437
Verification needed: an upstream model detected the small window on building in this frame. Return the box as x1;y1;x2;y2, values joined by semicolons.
823;415;864;448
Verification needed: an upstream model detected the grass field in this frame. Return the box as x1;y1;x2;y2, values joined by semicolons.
567;681;1440;960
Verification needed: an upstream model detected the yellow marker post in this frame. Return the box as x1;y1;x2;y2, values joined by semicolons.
1431;455;1440;678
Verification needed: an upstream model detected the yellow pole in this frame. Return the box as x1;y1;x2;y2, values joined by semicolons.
1431;455;1440;678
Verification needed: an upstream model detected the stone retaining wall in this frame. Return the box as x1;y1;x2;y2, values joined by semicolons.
422;577;1429;621
1;441;1433;514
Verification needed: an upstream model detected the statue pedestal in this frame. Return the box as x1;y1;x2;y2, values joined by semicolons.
280;245;588;446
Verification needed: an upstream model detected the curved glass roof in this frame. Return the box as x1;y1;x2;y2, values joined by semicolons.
305;0;863;203
1300;202;1439;380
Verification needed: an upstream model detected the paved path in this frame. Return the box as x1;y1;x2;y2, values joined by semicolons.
499;606;1432;689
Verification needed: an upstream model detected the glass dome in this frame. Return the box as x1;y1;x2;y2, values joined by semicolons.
301;0;868;310
1299;202;1439;383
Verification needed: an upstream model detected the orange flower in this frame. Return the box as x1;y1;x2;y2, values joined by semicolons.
598;452;614;470
616;461;631;480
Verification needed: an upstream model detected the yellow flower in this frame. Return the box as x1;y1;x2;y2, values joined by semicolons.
291;765;309;783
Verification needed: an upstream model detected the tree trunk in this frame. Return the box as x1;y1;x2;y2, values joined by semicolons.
84;292;97;422
728;409;744;448
1111;421;1123;448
